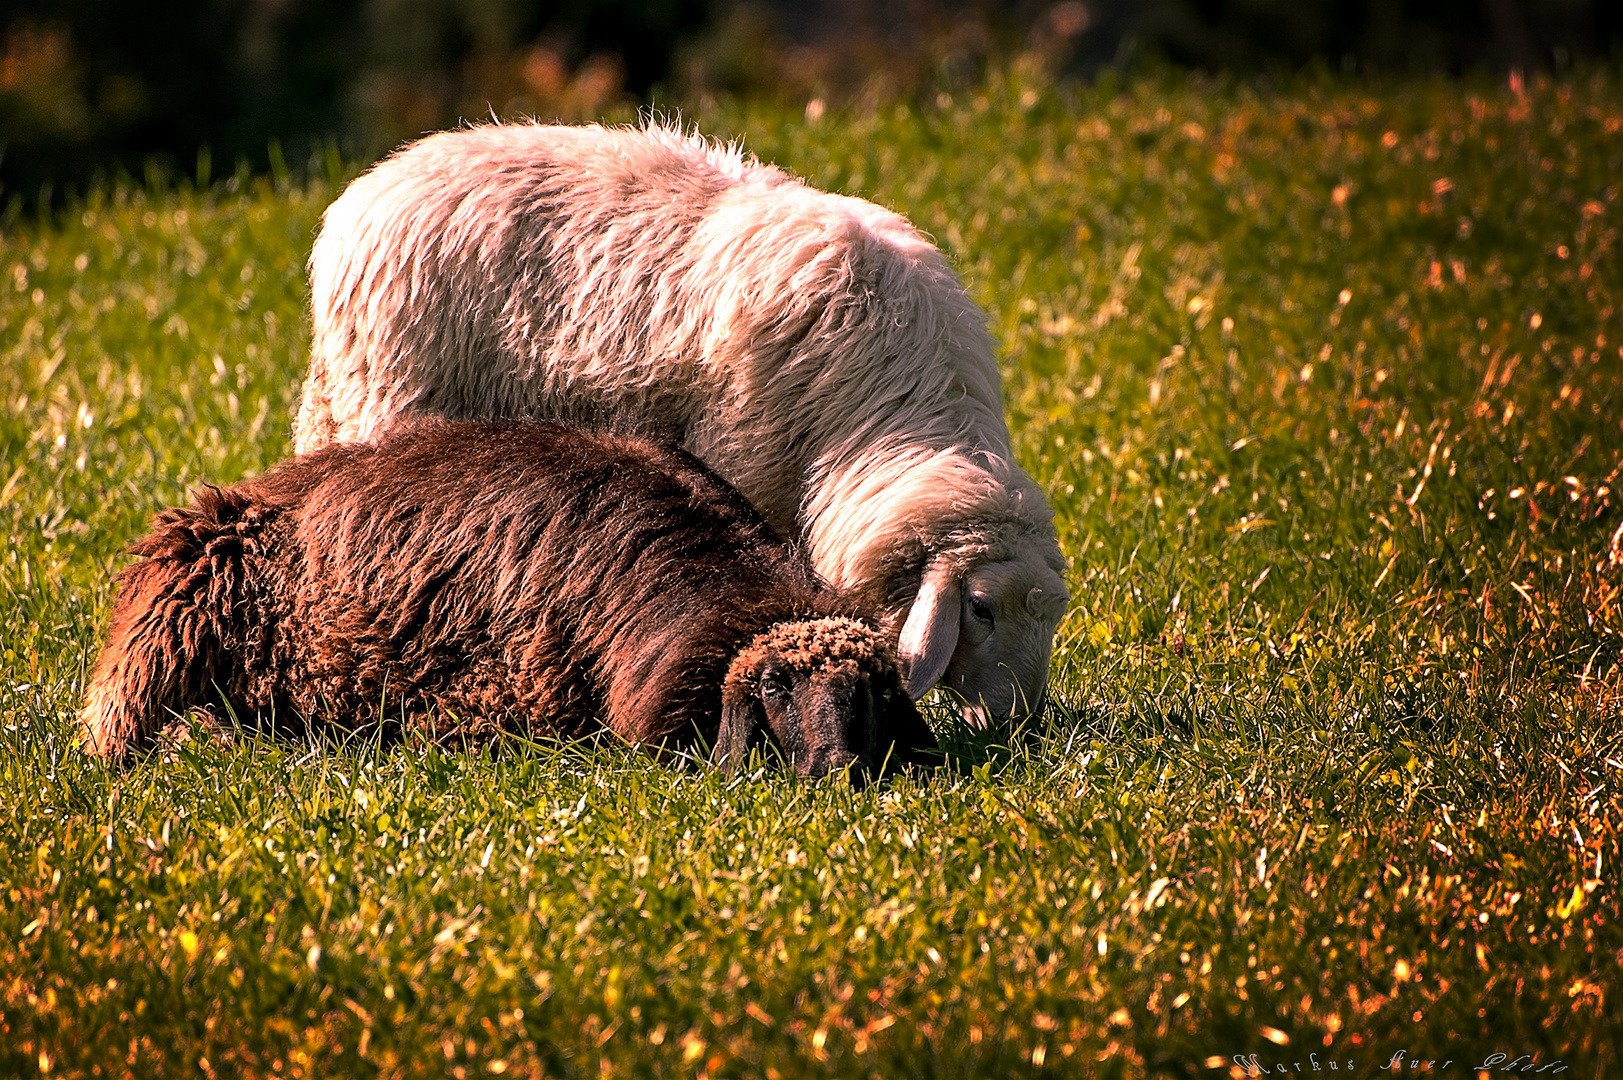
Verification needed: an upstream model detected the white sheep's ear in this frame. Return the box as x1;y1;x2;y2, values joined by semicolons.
897;560;961;700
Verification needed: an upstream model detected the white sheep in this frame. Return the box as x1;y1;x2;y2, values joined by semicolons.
295;121;1068;722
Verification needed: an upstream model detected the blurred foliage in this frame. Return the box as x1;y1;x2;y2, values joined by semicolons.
1;69;1620;1075
674;0;1096;111
0;0;704;208
678;0;1623;108
1127;0;1620;75
4;1;1621;209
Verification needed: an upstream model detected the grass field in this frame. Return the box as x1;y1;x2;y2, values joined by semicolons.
2;68;1620;1077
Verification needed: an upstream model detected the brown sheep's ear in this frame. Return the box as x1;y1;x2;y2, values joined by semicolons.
712;696;764;772
897;559;960;700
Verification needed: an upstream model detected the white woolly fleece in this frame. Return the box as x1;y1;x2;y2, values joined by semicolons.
297;120;1066;713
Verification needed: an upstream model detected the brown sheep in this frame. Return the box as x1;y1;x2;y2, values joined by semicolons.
81;419;936;779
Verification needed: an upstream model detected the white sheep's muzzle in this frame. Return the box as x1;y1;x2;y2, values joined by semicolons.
898;542;1069;726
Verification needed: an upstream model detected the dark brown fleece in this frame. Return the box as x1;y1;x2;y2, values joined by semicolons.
81;419;897;760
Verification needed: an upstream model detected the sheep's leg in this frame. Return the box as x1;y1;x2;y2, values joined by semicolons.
81;496;259;762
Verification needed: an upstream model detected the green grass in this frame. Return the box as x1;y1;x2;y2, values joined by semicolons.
2;68;1620;1077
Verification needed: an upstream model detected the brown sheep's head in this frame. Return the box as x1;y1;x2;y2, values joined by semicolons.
716;617;936;783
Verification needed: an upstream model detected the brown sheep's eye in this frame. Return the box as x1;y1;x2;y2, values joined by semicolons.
968;596;994;626
761;670;791;699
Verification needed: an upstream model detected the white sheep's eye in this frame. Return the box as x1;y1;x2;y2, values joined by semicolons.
967;595;995;626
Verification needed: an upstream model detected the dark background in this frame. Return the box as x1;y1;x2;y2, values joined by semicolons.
2;0;1620;207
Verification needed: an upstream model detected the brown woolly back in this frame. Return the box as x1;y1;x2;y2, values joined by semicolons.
82;419;871;759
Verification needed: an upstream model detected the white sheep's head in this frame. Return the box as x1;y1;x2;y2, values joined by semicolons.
896;535;1069;726
714;617;936;782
